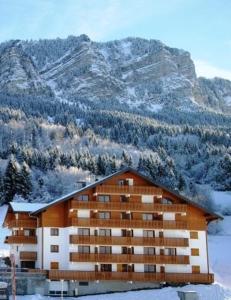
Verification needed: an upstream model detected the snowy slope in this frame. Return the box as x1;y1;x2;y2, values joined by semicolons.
208;191;231;289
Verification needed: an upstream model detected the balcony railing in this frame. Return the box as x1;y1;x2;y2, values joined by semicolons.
95;185;162;196
69;235;189;247
5;235;37;244
70;200;187;213
69;253;189;264
20;251;37;260
48;270;214;284
6;219;37;228
70;218;206;230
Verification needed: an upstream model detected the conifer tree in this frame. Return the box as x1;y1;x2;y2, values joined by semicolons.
17;162;32;199
3;157;21;203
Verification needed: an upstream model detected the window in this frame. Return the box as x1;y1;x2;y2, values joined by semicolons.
100;264;112;272
192;265;200;273
78;228;90;236
78;194;89;201
98;212;110;219
98;195;110;202
144;265;156;273
165;248;176;256
99;229;111;236
143;230;155;238
144;247;156;255
79;282;89;286
78;246;90;253
191;248;200;256
121;212;131;220
99;246;111;254
49;291;67;296
120;195;129;202
190;231;198;239
50;262;59;269
24;229;35;236
118;179;126;186
142;213;153;221
159;231;164;238
161;198;173;204
50;228;59;236
50;245;59;253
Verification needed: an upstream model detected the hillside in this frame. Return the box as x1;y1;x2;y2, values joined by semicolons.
0;35;230;204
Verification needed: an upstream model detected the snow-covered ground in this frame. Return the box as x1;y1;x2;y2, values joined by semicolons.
1;190;231;299
12;284;231;300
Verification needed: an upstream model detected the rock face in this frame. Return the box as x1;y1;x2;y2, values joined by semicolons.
198;77;231;112
0;41;51;96
0;36;230;113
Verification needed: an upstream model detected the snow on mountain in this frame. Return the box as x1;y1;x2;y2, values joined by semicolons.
0;41;51;96
0;35;231;114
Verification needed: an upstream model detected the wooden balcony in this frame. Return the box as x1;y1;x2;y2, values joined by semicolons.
4;235;37;244
95;185;162;196
70;200;187;213
69;235;189;247
20;251;37;260
70;218;206;230
6;219;37;228
48;270;214;284
69;253;189;264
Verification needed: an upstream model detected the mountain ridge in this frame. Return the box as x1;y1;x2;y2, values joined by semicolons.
0;35;231;114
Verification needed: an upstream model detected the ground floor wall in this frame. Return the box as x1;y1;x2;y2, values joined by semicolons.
50;280;160;296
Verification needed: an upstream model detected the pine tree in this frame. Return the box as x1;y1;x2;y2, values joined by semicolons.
3;157;21;203
178;174;186;191
17;162;32;199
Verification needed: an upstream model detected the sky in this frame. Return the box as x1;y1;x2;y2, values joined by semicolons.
0;0;231;80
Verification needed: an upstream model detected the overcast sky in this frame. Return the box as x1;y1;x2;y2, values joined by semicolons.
1;0;231;79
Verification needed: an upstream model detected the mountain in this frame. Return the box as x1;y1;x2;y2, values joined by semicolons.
0;35;230;114
0;35;230;204
0;41;51;96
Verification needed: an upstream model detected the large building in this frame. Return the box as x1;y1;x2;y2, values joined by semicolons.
3;168;220;296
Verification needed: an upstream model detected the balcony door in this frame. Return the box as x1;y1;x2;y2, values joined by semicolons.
100;264;112;272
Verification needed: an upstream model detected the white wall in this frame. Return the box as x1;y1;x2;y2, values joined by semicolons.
164;230;189;238
112;246;121;254
141;195;153;203
49;281;68;291
69;262;95;271
165;264;191;273
43;227;69;270
134;264;144;272
189;231;208;273
111;228;121;236
163;213;175;221
133;229;143;237
77;210;90;218
134;246;143;254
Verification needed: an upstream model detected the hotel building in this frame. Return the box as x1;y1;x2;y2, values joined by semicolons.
3;168;220;295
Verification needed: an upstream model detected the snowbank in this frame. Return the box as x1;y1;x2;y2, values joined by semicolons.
11;283;231;300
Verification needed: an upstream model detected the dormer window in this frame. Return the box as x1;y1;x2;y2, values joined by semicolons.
78;195;89;202
118;178;134;186
98;195;110;202
161;198;173;205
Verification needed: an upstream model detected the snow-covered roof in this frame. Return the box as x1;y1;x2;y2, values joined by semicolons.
10;202;46;213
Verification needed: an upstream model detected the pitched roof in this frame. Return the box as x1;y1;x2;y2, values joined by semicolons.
9;202;46;213
31;167;222;221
